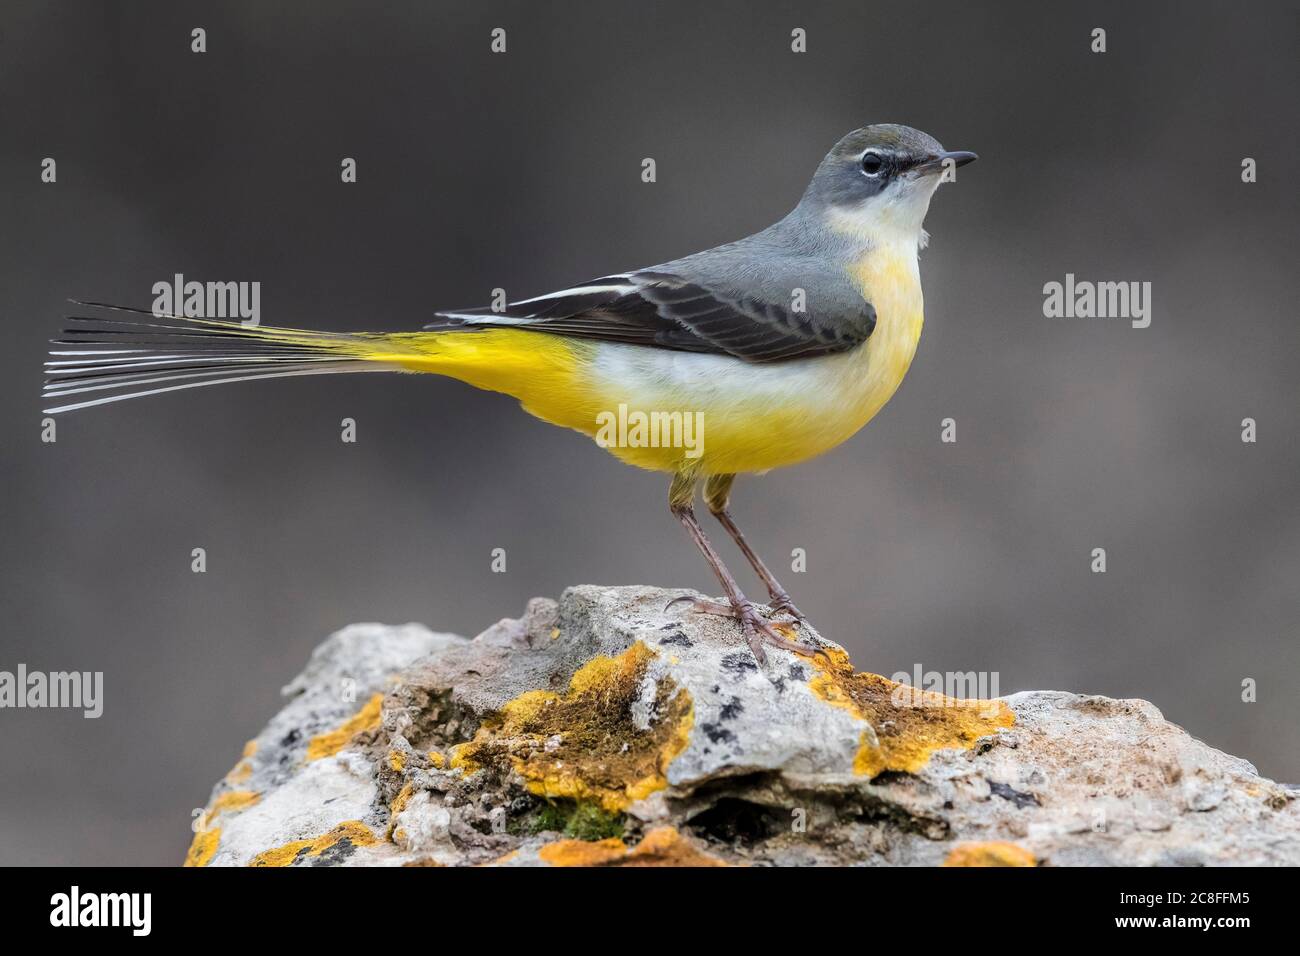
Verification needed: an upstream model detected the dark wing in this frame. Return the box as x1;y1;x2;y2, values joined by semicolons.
425;271;875;364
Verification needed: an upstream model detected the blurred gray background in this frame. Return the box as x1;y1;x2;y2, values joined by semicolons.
2;1;1297;865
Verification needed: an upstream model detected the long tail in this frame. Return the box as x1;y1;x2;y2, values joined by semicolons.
42;303;405;414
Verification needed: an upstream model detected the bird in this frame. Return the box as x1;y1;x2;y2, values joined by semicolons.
43;123;976;665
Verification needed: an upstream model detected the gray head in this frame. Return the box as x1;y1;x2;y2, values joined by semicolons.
799;124;977;243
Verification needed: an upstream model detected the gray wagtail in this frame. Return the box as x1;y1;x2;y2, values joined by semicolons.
44;124;977;664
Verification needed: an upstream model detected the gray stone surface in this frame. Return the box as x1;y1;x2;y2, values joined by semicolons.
186;586;1299;867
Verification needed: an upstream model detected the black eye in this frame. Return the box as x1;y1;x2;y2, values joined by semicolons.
860;152;885;176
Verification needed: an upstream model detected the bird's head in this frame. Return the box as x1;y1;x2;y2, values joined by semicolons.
800;124;976;246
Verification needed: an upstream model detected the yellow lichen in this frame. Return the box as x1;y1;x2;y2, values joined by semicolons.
249;821;378;867
387;782;417;843
209;789;260;816
306;693;384;761
183;827;221;867
180;788;262;866
538;826;728;867
943;841;1037;867
388;749;407;772
809;647;1014;777
390;782;415;816
771;621;800;641
223;740;259;783
450;642;693;812
427;750;446;769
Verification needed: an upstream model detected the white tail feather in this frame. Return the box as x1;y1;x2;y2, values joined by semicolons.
42;363;385;414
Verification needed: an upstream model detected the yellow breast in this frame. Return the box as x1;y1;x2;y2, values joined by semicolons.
702;240;925;475
843;240;926;428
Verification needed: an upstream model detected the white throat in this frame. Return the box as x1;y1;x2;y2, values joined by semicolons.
824;177;940;253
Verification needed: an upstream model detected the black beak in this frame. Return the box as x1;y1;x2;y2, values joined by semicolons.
913;150;978;175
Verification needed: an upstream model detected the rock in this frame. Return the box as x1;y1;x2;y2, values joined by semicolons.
185;586;1300;867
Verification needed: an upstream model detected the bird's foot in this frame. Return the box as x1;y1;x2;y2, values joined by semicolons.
667;595;817;665
767;591;810;627
763;596;825;660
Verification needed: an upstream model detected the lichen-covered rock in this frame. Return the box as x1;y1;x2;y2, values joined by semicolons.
186;586;1300;866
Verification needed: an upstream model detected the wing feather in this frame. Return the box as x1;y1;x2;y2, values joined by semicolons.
424;271;874;363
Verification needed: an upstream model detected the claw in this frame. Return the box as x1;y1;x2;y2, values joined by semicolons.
759;606;825;660
768;593;809;625
685;598;736;616
742;620;769;666
767;597;827;660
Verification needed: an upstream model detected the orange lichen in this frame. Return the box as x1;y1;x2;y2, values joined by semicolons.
183;827;221;867
943;841;1037;867
306;693;384;761
809;647;1014;777
249;821;378;867
626;826;731;866
538;826;728;867
450;642;693;812
538;836;627;866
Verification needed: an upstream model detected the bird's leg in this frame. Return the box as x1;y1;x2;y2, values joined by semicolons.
668;473;813;665
703;474;811;626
